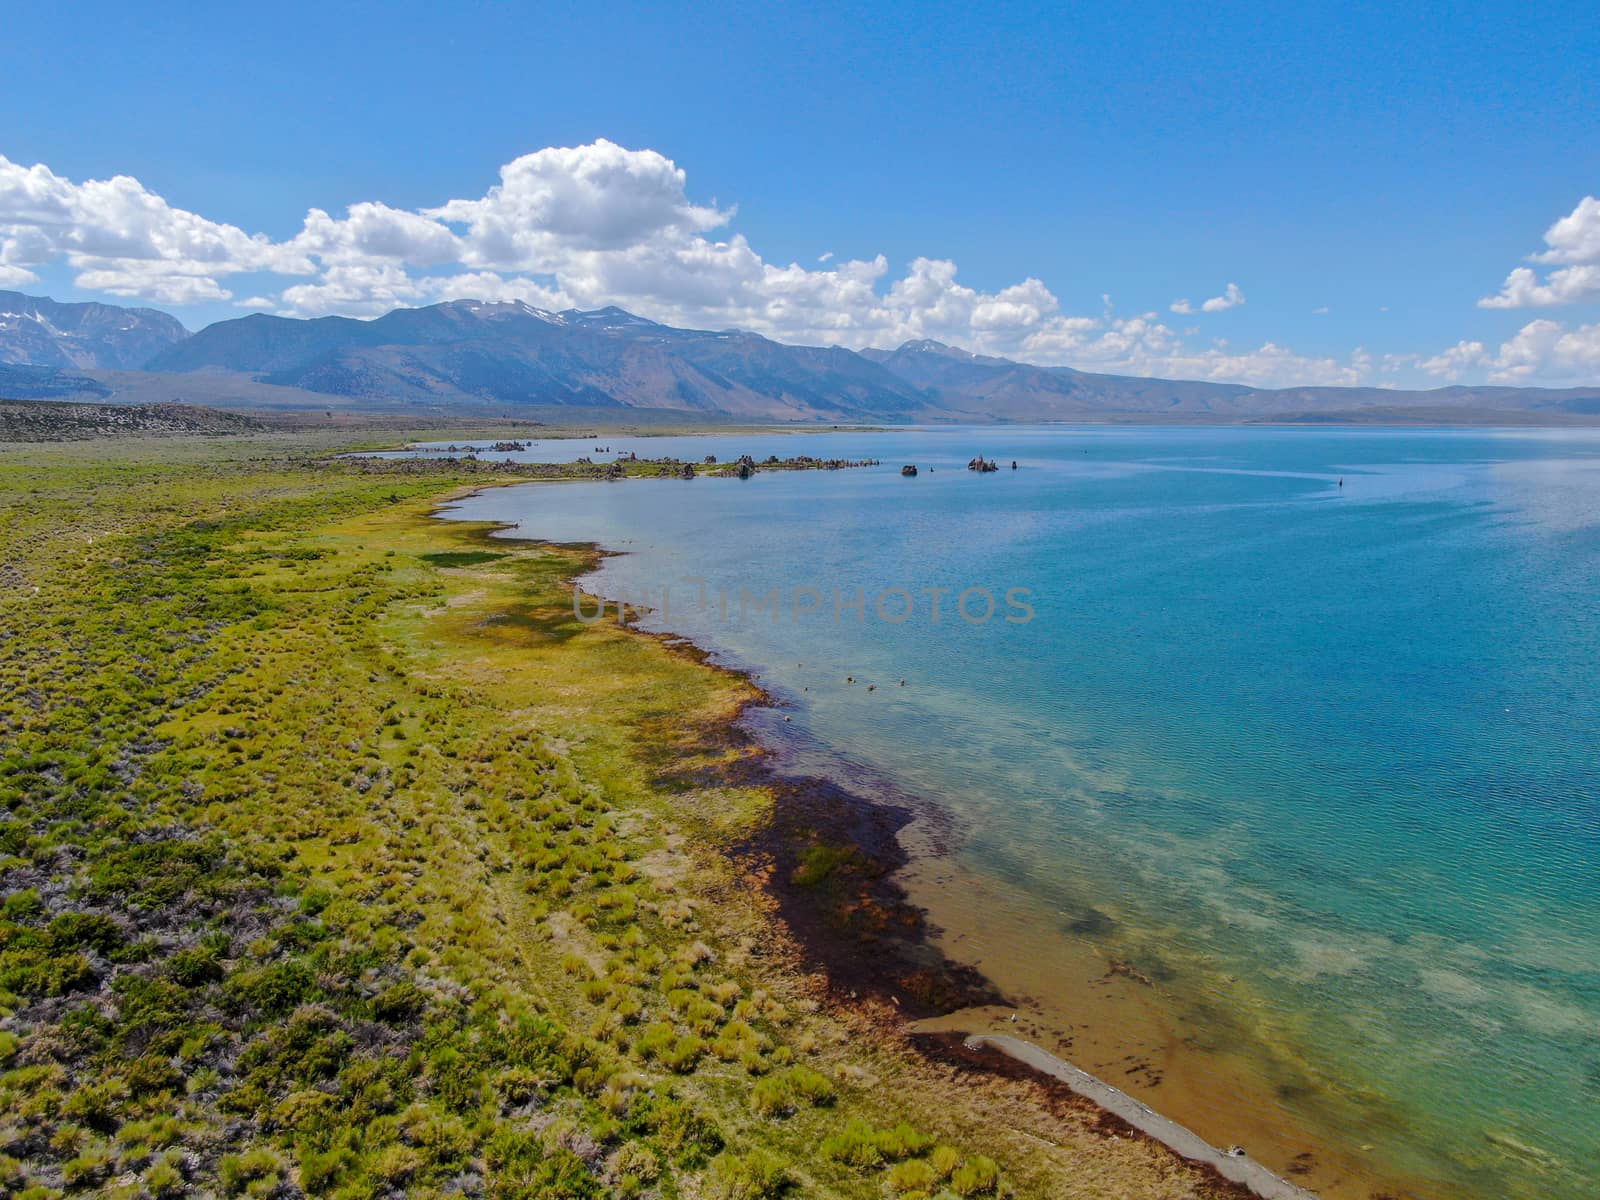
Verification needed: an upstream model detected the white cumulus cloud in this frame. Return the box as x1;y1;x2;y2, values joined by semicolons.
1480;196;1600;309
431;139;731;266
1171;282;1245;315
1422;319;1600;385
0;153;312;304
1533;195;1600;265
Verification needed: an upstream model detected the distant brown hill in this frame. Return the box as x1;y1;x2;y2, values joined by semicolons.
861;339;1600;421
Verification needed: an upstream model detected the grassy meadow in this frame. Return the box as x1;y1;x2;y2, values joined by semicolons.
0;429;1236;1200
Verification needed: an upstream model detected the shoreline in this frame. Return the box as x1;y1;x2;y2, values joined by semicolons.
447;483;1428;1200
948;1033;1318;1200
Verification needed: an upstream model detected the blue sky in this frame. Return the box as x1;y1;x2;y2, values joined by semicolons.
3;0;1599;387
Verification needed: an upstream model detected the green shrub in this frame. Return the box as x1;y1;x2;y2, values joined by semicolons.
633;1021;674;1061
298;1144;357;1193
46;913;124;954
784;1065;834;1106
123;1054;184;1097
607;1141;659;1185
372;1142;424;1184
219;1147;282;1195
708;1149;790;1199
113;974;188;1027
61;1145;113;1186
271;1088;340;1133
339;1057;404;1122
659;1034;705;1073
820;1121;932;1169
168;945;226;987
928;1144;962;1178
683;997;725;1034
371;981;426;1022
85;839;220;909
116;1115;184;1151
396;1103;471;1161
888;1158;939;1194
0;889;43;920
144;1155;187;1197
0;947;95;997
876;1122;935;1160
949;1154;1001;1196
624;1093;722;1166
513;1147;604;1199
749;1075;792;1117
225;960;321;1018
821;1122;879;1168
60;1079;128;1132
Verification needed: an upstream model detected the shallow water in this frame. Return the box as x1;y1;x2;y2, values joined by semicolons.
434;426;1600;1199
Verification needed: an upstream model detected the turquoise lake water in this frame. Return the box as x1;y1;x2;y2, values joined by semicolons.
435;426;1600;1198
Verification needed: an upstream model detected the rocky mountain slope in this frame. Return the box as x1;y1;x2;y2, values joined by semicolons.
0;290;188;369
145;300;932;421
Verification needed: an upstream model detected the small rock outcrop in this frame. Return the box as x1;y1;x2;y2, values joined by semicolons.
901;464;919;476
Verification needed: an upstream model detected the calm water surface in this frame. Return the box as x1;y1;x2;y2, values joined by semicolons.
435;426;1600;1198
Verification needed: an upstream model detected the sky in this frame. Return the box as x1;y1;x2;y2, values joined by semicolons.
3;0;1599;388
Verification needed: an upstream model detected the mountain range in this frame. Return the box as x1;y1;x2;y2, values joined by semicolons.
0;291;187;370
4;290;1599;423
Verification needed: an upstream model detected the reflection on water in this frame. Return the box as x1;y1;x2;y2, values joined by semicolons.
431;426;1600;1200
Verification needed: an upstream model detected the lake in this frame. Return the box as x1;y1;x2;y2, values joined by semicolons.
432;426;1600;1199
